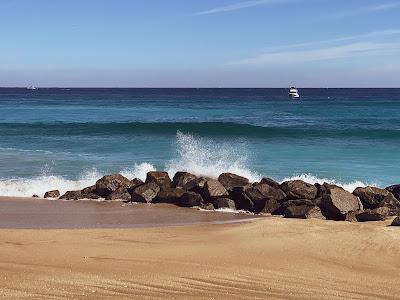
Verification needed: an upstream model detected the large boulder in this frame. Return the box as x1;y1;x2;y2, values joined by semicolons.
59;190;82;200
386;184;400;200
105;187;131;201
315;182;343;198
262;198;281;214
260;177;282;190
154;188;185;204
356;207;389;222
179;192;203;207
380;197;400;216
281;180;317;200
130;182;160;203
229;186;254;210
245;183;286;212
321;187;363;220
284;204;325;220
218;173;249;192
275;199;315;216
44;190;60;198
183;177;208;194
202;179;229;200
172;172;197;189
353;186;396;208
81;185;96;194
213;198;236;210
390;217;400;226
145;172;172;191
353;186;400;215
95;174;133;198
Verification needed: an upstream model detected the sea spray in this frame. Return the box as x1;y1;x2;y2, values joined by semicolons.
281;173;370;192
0;132;372;197
166;131;261;182
0;163;157;197
0;169;101;197
121;162;156;182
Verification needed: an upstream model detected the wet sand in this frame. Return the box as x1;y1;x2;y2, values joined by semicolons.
0;197;400;299
0;196;260;229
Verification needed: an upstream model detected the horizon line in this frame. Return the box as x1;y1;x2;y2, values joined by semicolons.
1;86;400;89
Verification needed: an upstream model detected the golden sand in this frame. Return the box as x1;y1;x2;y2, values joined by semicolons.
1;215;399;299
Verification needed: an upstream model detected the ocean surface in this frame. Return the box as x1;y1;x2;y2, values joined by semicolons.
0;88;399;196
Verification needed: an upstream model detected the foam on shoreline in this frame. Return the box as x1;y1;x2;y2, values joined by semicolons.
0;132;371;197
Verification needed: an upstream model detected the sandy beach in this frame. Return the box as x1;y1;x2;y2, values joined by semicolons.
0;197;399;299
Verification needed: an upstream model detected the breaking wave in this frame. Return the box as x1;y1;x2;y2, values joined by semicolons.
166;131;261;182
0;132;370;197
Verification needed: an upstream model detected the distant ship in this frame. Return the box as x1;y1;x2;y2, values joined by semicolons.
289;86;299;98
27;86;37;90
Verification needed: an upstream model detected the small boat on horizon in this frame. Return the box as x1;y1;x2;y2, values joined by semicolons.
289;86;299;99
27;86;37;90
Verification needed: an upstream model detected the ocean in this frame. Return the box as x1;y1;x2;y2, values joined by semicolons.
0;88;399;197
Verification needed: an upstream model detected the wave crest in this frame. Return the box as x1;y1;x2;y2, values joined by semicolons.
0;132;371;197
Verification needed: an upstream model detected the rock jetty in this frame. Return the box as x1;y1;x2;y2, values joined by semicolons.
40;171;400;223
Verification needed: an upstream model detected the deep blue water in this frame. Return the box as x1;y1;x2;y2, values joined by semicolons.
0;88;399;196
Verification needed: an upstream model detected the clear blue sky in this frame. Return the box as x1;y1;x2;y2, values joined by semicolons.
1;0;399;87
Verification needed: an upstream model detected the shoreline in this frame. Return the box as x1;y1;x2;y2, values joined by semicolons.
0;196;262;229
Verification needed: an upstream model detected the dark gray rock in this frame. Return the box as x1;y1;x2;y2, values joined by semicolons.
315;182;343;198
345;211;358;222
276;199;316;216
386;184;400;200
353;186;400;216
32;194;39;198
356;207;389;222
130;182;160;203
203;179;229;200
80;193;100;200
262;198;281;214
59;190;82;200
281;180;317;200
229;186;254;210
95;174;133;198
183;177;208;194
353;186;397;208
218;173;249;192
44;190;60;198
145;171;172;191
200;203;215;210
213;198;236;210
284;204;325;220
321;187;363;221
380;196;400;216
245;183;287;212
81;185;96;194
260;177;282;190
179;192;203;207
131;178;144;188
154;188;185;204
105;187;131;201
172;172;197;189
390;216;400;226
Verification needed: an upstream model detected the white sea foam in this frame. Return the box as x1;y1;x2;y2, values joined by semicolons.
121;162;156;182
0;169;101;197
0;132;374;197
166;131;261;182
281;173;372;192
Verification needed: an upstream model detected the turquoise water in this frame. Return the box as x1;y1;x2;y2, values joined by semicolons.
0;88;399;196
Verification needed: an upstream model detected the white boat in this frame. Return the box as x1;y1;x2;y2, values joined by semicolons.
27;86;37;90
289;86;299;98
